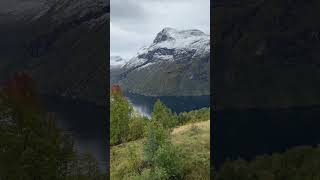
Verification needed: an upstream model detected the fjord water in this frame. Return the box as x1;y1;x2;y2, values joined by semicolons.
41;95;107;171
125;92;210;117
39;93;210;171
214;106;320;167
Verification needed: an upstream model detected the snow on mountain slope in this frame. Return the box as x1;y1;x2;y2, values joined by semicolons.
113;27;210;96
123;27;210;70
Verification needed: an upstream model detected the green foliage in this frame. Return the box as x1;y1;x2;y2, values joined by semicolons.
0;90;106;179
151;100;177;129
128;116;148;141
110;92;133;145
127;144;144;175
143;118;184;180
215;146;320;180
144;122;169;163
110;120;211;180
178;107;210;125
150;167;169;180
182;151;210;180
110;97;211;180
0;91;73;179
153;142;183;179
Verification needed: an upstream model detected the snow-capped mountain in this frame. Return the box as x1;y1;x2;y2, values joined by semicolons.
124;27;210;70
112;27;210;96
110;56;128;69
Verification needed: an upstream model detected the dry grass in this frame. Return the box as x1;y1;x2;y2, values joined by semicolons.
172;120;210;135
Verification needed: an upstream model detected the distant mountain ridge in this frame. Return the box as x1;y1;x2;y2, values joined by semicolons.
111;27;210;96
110;56;128;69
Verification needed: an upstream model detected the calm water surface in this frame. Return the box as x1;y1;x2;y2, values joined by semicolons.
41;96;107;171
125;92;210;117
40;93;210;171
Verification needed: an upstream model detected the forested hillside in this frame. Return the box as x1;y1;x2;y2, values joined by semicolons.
110;89;210;179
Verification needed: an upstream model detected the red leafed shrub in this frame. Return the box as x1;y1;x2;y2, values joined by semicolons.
111;84;122;95
0;72;39;106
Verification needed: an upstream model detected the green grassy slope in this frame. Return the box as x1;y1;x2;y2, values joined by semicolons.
110;120;210;180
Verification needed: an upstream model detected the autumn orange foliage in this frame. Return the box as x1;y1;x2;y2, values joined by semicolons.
0;72;39;106
111;84;122;95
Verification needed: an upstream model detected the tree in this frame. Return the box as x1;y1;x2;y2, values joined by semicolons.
153;142;183;179
144;122;169;164
151;100;177;129
0;74;106;179
128;116;148;141
0;84;76;179
110;90;133;145
143;122;183;180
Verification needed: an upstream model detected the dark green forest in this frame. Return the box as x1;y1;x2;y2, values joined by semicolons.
214;145;320;180
0;75;107;180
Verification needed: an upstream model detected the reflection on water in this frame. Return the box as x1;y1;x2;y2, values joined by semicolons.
129;100;151;118
125;92;210;117
214;106;320;167
39;93;210;172
40;95;107;171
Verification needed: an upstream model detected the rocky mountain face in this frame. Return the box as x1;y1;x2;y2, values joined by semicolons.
111;27;210;96
213;0;320;109
0;0;109;105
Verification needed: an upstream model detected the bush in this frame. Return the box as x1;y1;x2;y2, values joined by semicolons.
153;142;183;179
127;144;144;174
128;116;148;141
144;122;169;163
177;107;210;126
182;151;210;180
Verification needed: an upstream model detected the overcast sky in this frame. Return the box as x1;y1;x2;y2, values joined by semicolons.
110;0;210;59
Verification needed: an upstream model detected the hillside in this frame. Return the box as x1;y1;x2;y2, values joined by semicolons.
110;120;210;179
213;0;320;109
212;0;320;168
214;145;320;180
111;27;210;96
0;0;109;105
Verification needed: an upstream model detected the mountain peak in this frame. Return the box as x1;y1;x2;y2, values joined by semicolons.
153;27;177;43
153;27;207;44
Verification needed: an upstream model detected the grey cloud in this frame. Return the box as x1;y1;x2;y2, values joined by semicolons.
111;0;210;59
111;0;146;21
